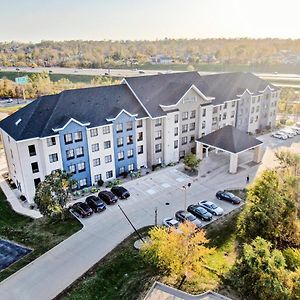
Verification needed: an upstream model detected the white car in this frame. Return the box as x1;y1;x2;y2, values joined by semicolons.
290;127;300;135
199;201;224;216
163;217;179;229
272;132;288;140
278;130;294;138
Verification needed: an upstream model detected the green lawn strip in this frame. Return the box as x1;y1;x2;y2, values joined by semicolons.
0;189;82;282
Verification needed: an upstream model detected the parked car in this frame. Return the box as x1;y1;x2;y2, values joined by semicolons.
290;127;300;135
163;217;179;229
278;130;294;138
199;201;224;216
86;196;106;213
111;186;130;199
72;202;93;218
187;204;212;221
139;70;145;74
272;132;288;140
98;190;118;205
175;210;202;228
216;191;241;204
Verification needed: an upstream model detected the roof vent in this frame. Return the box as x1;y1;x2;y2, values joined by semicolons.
15;118;22;126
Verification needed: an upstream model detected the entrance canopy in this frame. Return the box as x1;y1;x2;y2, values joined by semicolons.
196;125;263;173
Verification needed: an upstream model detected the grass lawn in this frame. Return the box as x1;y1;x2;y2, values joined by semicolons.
0;189;82;282
59;212;240;300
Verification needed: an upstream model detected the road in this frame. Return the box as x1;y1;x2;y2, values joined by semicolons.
0;132;299;300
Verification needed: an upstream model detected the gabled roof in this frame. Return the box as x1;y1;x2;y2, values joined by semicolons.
196;125;262;154
0;84;147;141
125;72;209;117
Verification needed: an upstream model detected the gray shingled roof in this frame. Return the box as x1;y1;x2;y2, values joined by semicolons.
196;125;262;153
0;84;147;141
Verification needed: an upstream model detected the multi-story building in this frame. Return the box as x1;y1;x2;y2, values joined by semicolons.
0;72;280;202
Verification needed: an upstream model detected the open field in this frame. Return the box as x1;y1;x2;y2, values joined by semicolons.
0;189;82;282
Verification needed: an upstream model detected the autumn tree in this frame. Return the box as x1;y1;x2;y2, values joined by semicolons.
34;170;76;217
142;222;214;285
183;153;200;172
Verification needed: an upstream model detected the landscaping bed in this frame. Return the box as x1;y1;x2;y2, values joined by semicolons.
0;189;82;282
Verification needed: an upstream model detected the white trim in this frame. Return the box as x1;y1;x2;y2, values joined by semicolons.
258;85;274;93
237;89;254;97
123;79;153;118
106;109;138;122
52;118;91;132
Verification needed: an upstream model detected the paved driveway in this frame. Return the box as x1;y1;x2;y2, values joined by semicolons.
0;132;299;300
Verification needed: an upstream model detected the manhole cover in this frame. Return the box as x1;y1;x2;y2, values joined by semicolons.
165;202;170;205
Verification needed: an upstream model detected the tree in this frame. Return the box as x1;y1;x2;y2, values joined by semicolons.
232;237;290;300
141;222;214;285
34;170;76;217
183;153;200;172
237;169;299;248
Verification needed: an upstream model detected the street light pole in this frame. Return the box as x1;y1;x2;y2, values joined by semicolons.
181;183;191;210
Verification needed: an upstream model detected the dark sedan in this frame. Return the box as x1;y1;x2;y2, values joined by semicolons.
98;190;118;205
187;204;212;221
72;202;93;218
216;191;241;204
111;186;130;199
86;196;106;213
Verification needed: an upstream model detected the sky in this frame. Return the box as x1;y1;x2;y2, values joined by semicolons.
1;0;300;42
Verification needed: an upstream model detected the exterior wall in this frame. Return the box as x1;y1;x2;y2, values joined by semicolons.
136;118;148;168
112;112;137;177
218;100;237;128
87;124;116;184
247;95;262;133
236;92;252;132
59;121;91;189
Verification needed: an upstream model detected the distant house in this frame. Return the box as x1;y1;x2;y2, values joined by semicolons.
201;54;217;63
150;54;173;64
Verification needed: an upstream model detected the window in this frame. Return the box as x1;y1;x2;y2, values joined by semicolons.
94;174;102;182
137;132;143;141
77;162;86;172
250;117;254;124
155;130;162;140
202;108;206;117
258;96;261;102
103;140;111;149
223;113;227;120
105;155;112;163
190;110;196;119
182;112;188;120
190;122;195;131
128;163;134;171
117;137;123;147
102;126;110;134
174;127;178;136
118;151;124;161
190;136;195;143
127;135;133;145
49;153;58;163
251;107;254;113
76;147;84;157
231;111;235;118
47;137;56;147
224;103;227;109
182;124;188;133
28;145;36;156
64;133;72;144
74;131;83;142
116;123;123;133
93;158;100;167
174;140;178;149
127;121;133;131
232;101;236;107
181;136;188;145
106;170;113;179
31;162;39;173
213;107;218;113
128;149;134;158
155;118;162;126
34;178;41;188
252;97;255;104
66;149;75;160
174;114;179;123
255;115;259;122
179;150;185;158
90;128;98;137
119;166;125;174
138;145;143;154
137;119;143;128
155;143;162;153
79;178;87;188
68;164;76;174
92;143;99;152
256;106;260;112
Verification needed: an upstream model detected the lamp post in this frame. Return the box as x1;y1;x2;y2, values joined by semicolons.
181;183;192;210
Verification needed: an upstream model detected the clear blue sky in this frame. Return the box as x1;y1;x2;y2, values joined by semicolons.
1;0;300;42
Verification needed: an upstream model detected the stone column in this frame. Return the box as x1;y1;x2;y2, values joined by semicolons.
229;153;238;174
253;145;262;163
196;142;203;160
205;146;209;158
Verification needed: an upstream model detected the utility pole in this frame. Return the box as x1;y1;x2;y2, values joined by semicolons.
181;183;192;210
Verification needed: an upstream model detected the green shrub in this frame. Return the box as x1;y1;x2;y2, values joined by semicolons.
282;248;300;271
286;119;295;126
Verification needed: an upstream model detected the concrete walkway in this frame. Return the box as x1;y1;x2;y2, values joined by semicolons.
0;176;42;219
0;133;299;300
